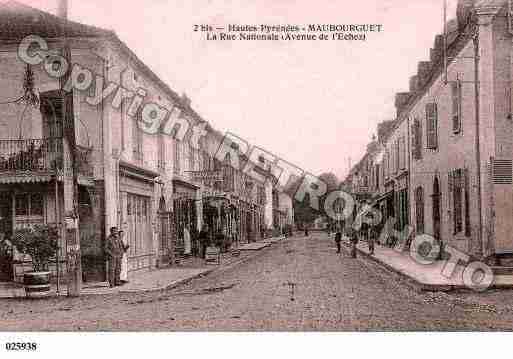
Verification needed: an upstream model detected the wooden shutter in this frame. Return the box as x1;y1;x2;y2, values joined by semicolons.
452;80;462;134
412;118;422;160
426;103;438;149
464;168;471;237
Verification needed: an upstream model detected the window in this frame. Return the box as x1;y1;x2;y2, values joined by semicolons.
188;145;194;172
375;164;380;189
133;111;143;162
415;187;424;234
464;168;471;237
15;193;43;217
449;169;464;234
412;118;423;160
395;140;400;173
399;137;406;170
174;140;181;175
158;135;166;171
426;102;438;149
452;80;462;134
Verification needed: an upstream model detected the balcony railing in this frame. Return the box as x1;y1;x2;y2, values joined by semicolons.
0;138;63;173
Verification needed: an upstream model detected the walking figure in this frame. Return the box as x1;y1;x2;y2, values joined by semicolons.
335;230;342;254
347;227;358;258
368;226;375;255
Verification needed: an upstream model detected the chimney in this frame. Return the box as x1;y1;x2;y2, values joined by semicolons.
457;0;475;32
395;92;411;117
417;61;432;89
58;0;68;19
181;93;191;107
430;34;444;63
409;75;419;94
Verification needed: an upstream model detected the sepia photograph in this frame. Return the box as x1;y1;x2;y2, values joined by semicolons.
1;0;513;356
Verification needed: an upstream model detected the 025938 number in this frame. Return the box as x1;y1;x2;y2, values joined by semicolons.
5;342;37;351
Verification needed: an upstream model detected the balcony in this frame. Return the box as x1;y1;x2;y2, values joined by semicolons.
0;139;63;183
0;139;94;185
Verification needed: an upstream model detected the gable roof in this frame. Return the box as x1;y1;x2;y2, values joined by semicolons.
0;0;111;40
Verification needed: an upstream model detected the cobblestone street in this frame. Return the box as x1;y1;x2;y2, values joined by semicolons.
2;233;513;331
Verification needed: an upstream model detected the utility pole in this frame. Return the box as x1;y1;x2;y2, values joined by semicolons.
59;0;82;297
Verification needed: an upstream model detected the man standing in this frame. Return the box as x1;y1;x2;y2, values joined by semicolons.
105;227;123;288
198;224;209;259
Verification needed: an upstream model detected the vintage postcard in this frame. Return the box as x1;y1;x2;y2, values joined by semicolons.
0;0;513;357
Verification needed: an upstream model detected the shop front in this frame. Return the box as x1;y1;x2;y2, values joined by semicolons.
173;179;199;257
119;162;159;276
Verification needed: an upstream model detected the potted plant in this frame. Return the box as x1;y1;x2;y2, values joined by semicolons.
10;225;59;297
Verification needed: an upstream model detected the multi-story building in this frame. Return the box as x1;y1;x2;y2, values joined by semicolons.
0;1;292;286
345;0;513;263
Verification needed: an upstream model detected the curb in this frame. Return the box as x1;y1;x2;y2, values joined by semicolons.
120;240;279;294
341;241;456;292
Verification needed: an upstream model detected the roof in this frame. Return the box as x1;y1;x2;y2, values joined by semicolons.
0;0;111;40
0;1;211;127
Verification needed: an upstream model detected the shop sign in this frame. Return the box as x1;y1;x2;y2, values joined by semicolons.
188;171;223;183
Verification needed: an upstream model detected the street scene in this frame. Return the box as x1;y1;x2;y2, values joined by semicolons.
3;232;513;331
2;0;513;344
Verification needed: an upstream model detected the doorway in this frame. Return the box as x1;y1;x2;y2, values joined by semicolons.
0;193;13;281
432;177;442;243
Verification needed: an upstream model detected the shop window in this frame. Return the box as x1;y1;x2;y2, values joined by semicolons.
30;193;44;216
15;193;44;217
15;194;29;216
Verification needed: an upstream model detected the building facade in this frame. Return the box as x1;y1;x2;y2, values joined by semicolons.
0;1;291;285
344;0;513;263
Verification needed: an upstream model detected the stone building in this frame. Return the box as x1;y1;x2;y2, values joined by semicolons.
0;1;295;286
345;0;513;262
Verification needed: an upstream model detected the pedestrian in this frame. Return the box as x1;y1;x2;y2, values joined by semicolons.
347;227;358;258
335;229;342;254
368;226;375;255
105;226;123;288
198;224;209;259
183;225;192;256
118;230;130;284
304;225;309;237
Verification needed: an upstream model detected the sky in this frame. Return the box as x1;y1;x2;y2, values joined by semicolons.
15;0;458;180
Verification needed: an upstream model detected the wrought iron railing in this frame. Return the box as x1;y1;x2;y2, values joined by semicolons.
0;138;63;173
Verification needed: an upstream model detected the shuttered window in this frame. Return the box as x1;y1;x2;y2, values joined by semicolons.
399;136;406;170
426;103;438;149
412;118;423;160
493;159;513;184
449;169;463;234
452;80;462;134
158;135;166;171
133;111;143;162
174;140;180;175
464;168;471;237
415;187;424;234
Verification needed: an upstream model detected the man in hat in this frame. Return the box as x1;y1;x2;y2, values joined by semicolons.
105;226;123;287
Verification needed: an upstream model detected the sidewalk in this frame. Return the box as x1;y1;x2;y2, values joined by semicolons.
341;237;513;292
0;236;285;299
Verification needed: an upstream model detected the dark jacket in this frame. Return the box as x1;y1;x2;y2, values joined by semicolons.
335;232;342;242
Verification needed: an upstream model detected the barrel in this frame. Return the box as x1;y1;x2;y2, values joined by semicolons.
23;272;51;297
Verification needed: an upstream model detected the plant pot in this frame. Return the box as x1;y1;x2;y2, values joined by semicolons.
23;271;51;298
